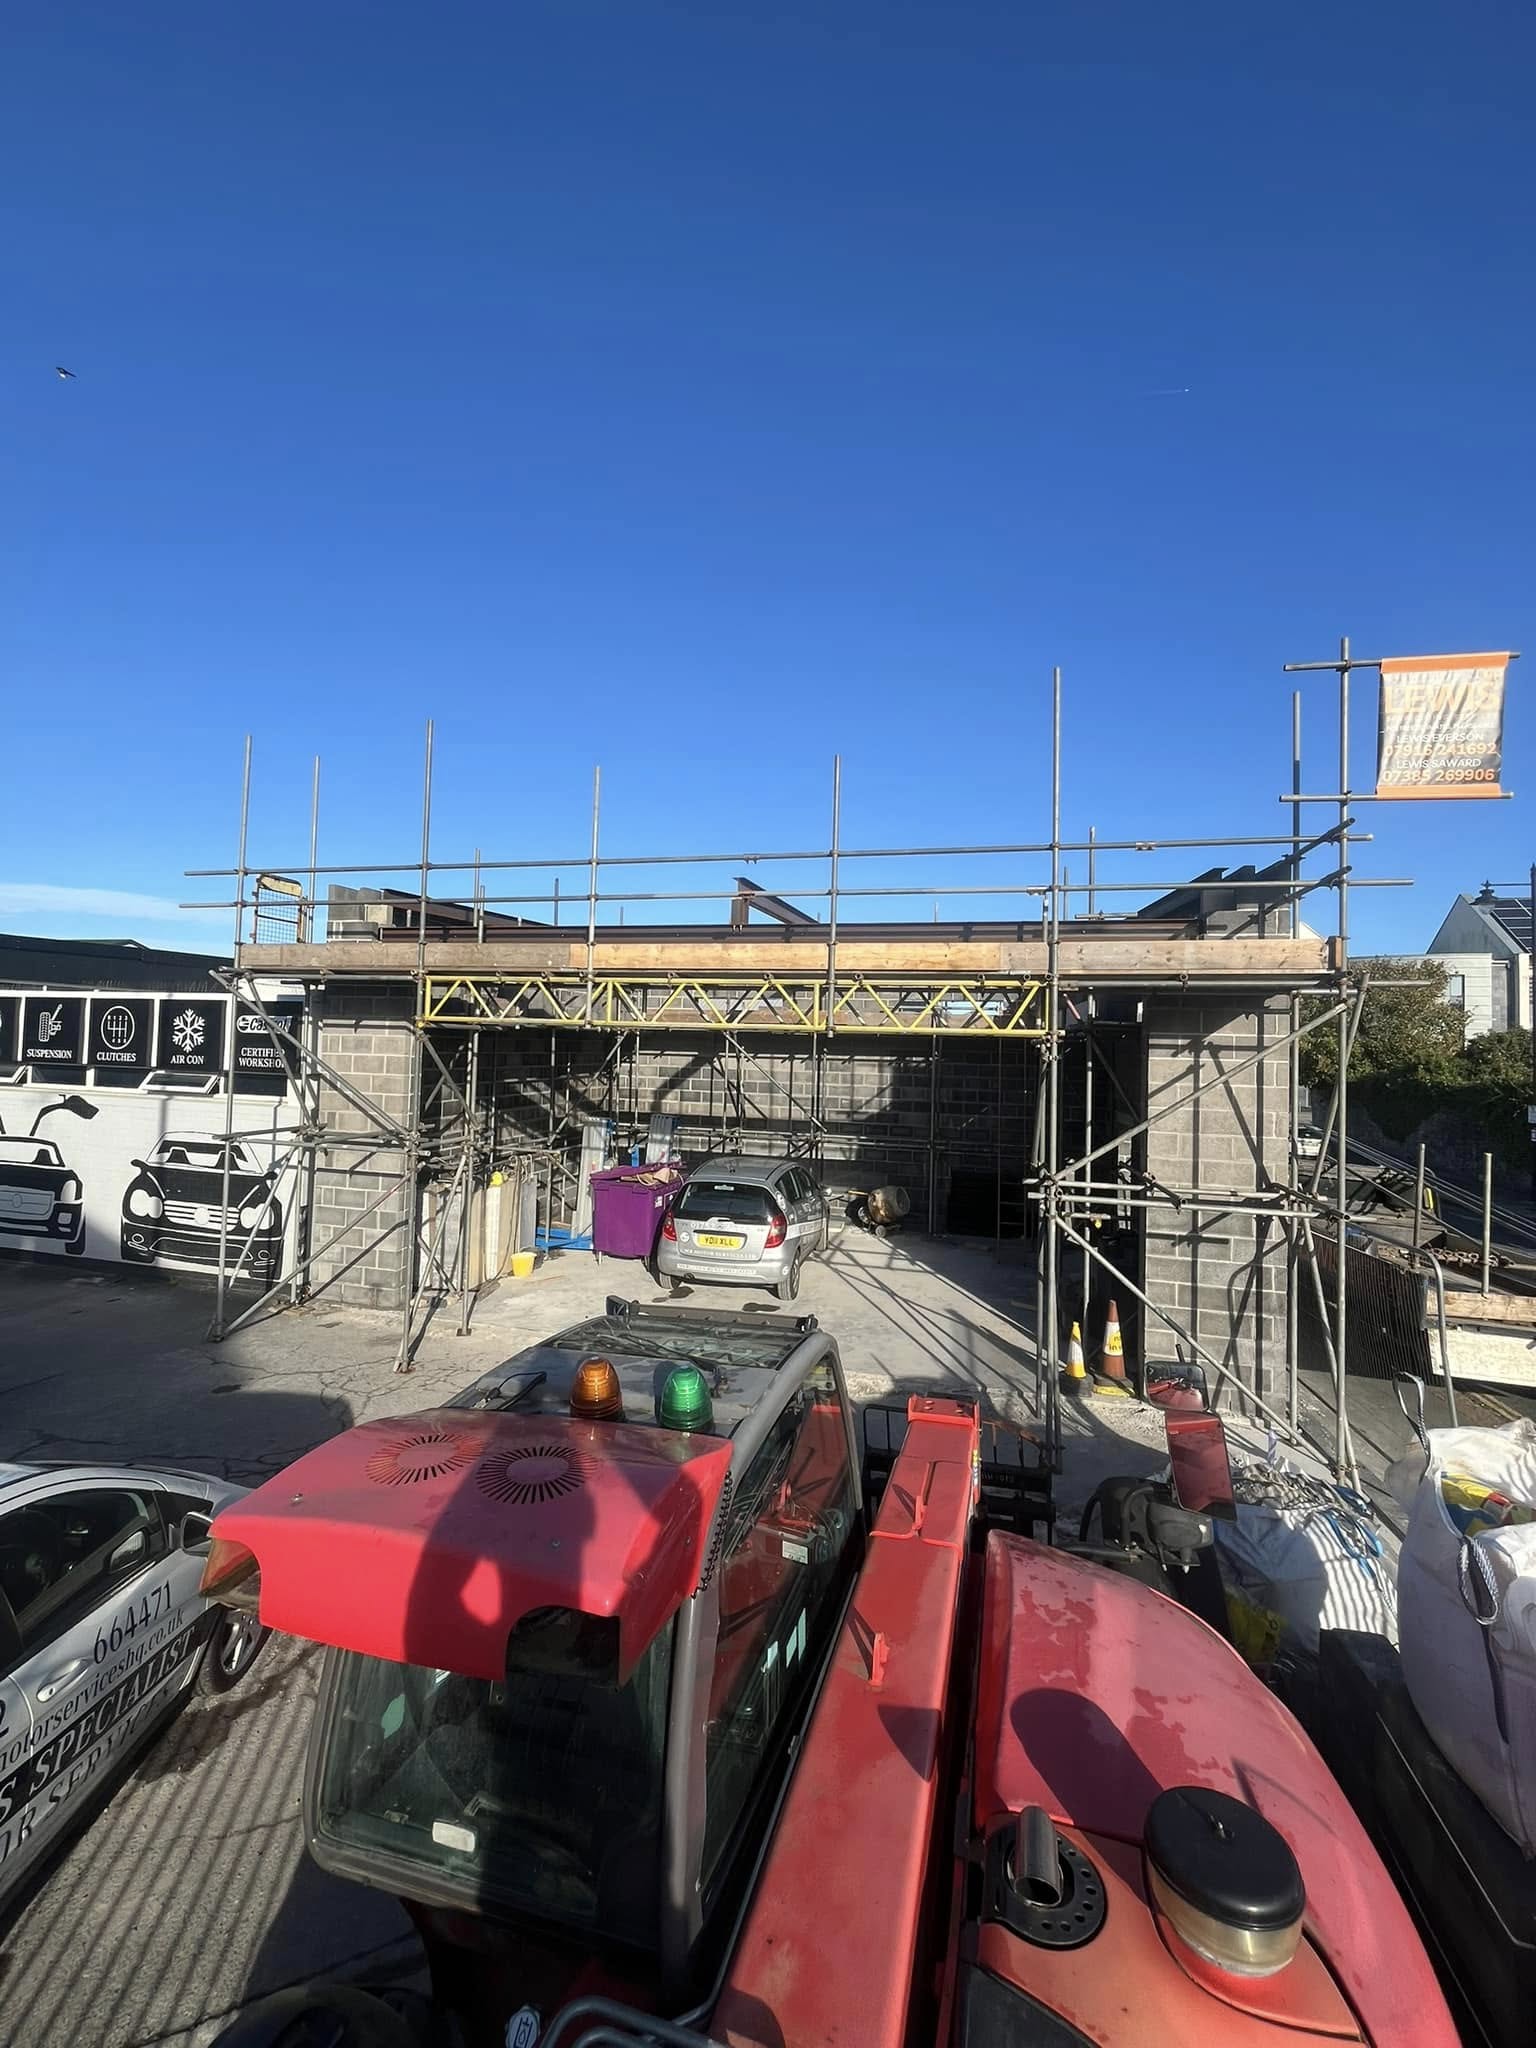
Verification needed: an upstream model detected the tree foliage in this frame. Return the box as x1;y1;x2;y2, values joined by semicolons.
1299;963;1532;1165
1298;960;1464;1093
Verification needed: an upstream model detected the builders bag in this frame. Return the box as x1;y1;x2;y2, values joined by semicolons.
1215;1493;1395;1670
1392;1420;1536;1854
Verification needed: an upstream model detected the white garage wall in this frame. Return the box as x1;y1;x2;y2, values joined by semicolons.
0;1083;298;1280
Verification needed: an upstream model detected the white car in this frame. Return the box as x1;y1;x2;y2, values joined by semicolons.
0;1458;267;1908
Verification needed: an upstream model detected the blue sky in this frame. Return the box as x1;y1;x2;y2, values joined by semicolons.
3;1;1530;954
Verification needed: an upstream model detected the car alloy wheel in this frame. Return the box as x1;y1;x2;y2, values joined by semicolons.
197;1609;269;1695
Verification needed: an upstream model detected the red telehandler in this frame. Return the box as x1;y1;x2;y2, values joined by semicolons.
203;1299;1456;2048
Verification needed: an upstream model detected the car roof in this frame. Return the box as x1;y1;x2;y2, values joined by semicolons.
449;1297;825;1440
0;1462;39;1488
689;1155;798;1184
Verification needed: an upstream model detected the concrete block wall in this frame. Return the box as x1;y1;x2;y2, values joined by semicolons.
476;1030;1040;1234
309;982;420;1311
1139;996;1290;1407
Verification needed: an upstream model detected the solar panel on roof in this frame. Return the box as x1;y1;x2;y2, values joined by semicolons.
1489;897;1533;949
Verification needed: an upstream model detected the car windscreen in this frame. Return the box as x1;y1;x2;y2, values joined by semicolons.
156;1144;245;1169
675;1182;775;1224
314;1610;672;1948
0;1142;59;1165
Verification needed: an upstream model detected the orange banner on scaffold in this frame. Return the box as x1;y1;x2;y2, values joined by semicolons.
1376;653;1510;798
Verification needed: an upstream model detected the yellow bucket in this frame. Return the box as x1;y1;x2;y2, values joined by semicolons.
509;1250;537;1280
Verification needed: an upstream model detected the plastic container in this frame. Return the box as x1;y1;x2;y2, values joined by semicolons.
589;1161;684;1260
509;1250;536;1279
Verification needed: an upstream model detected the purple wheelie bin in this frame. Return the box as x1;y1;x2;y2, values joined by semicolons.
589;1161;684;1261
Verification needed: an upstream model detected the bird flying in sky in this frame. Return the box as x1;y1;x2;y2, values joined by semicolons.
55;365;76;379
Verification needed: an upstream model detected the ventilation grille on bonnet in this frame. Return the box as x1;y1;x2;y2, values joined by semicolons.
476;1442;588;1505
364;1427;491;1487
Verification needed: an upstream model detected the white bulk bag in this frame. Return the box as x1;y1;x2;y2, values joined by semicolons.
1392;1420;1536;1854
1215;1498;1395;1667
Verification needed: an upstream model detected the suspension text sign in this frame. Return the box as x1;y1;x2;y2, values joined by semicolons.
1376;653;1510;798
21;996;86;1066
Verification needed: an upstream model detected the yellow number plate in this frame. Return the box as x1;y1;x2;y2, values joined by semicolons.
697;1232;745;1249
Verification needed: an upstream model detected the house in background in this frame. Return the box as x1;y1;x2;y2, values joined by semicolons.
1424;887;1533;1039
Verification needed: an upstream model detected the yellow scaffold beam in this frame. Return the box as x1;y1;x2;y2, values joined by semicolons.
419;973;1048;1037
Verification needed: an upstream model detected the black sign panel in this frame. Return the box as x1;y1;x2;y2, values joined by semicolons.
155;997;227;1075
233;999;301;1083
88;996;156;1070
21;995;86;1067
0;996;17;1066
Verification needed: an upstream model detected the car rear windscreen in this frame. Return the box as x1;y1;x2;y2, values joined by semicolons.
675;1181;775;1223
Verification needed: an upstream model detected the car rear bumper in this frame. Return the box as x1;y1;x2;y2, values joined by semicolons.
656;1239;795;1286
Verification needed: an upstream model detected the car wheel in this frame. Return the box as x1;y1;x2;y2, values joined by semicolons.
667;1275;685;1296
775;1257;801;1303
197;1609;269;1696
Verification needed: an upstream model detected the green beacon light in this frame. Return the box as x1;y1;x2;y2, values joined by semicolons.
659;1365;714;1434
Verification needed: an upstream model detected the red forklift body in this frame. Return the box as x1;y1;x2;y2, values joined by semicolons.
212;1408;733;1680
201;1304;1461;2048
715;1396;975;2048
718;1448;1458;2048
966;1536;1459;2046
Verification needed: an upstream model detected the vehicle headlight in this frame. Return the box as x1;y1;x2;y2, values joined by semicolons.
129;1188;163;1220
239;1202;270;1230
58;1176;81;1204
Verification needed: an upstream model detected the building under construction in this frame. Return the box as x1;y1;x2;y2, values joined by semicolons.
173;649;1405;1485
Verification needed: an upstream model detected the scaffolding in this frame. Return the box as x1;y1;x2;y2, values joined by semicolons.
185;648;1422;1478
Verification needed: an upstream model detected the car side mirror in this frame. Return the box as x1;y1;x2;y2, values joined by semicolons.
129;1159;147;1172
181;1511;213;1553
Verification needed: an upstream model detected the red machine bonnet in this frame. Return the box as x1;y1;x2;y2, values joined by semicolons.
212;1408;734;1681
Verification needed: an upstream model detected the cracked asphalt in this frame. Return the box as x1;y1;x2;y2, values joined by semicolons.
0;1233;1166;2045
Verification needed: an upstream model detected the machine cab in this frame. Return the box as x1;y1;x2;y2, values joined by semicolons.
209;1302;864;2013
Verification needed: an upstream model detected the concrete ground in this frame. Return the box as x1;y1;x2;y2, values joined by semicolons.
0;1225;1174;2046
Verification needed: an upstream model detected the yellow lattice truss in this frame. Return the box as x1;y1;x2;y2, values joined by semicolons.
419;972;1048;1038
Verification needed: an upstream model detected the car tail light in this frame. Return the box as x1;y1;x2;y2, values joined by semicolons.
765;1209;787;1249
199;1537;262;1612
662;1211;677;1241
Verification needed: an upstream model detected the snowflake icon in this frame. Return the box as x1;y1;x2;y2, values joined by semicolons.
172;1009;206;1055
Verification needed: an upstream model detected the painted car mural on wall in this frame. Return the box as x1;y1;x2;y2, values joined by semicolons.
121;1135;284;1282
0;1096;98;1257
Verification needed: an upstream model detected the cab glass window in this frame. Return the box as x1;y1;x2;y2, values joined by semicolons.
0;1489;166;1657
315;1609;673;1950
702;1363;857;1889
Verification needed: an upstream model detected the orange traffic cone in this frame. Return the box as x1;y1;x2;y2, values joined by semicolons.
1093;1299;1132;1398
1059;1321;1087;1396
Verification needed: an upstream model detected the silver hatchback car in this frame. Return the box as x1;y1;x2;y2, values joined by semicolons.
657;1155;830;1301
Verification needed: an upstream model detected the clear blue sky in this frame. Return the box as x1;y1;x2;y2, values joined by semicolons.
3;1;1530;954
